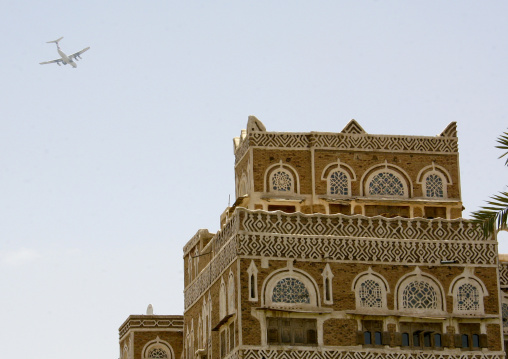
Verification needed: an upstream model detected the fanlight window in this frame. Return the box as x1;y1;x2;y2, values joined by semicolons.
358;279;383;308
368;172;404;196
272;278;310;304
271;170;293;192
148;348;168;359
457;283;480;311
402;281;437;309
425;174;444;198
329;170;349;195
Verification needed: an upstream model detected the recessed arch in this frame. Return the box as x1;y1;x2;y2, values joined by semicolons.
263;161;300;194
262;268;320;308
141;336;175;359
352;268;390;310
360;162;412;198
395;267;445;313
448;267;488;314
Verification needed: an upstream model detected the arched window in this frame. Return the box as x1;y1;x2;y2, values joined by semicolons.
402;281;438;309
358;279;383;308
329;170;349;195
272;278;310;304
396;267;444;313
352;268;389;311
264;270;319;308
425;173;444;198
142;337;174;359
449;268;487;314
457;283;480;311
270;169;293;192
247;260;258;301
368;171;405;196
148;348;168;358
322;264;334;304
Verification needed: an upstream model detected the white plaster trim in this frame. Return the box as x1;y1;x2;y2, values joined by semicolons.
220;277;227;320
228;270;236;315
247;260;259;302
416;162;453;185
321;263;334;305
321;159;357;181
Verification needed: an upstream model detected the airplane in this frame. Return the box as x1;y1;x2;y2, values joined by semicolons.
39;37;90;68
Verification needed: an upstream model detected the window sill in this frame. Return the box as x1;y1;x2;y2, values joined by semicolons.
255;306;332;314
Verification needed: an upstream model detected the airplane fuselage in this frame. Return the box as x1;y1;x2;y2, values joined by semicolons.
57;48;77;68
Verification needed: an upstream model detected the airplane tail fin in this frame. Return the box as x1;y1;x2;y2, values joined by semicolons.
46;37;63;44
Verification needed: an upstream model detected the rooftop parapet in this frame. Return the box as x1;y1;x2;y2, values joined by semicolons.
118;315;184;339
233;117;459;164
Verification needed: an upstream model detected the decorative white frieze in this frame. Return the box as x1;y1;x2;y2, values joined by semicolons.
235;132;459;164
243;349;503;359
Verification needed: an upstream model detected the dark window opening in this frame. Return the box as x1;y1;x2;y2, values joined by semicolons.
402;333;410;347
425;206;446;219
399;322;442;350
462;334;469;348
267;205;296;213
365;205;410;218
362;320;383;346
364;331;372;345
250;275;256;299
267;318;317;346
459;323;482;350
329;204;351;215
325;278;331;302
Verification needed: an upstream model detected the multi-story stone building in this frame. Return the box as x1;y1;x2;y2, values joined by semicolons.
119;117;508;359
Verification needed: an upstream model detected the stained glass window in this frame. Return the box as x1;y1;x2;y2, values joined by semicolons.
358;279;383;307
368;172;404;196
272;277;310;304
457;283;480;311
271;170;292;192
402;281;437;309
148;348;168;358
425;174;444;198
329;170;348;195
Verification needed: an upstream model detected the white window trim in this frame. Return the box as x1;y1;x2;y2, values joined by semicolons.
394;267;445;314
321;263;334;305
262;268;320;308
228;270;236;315
263;161;300;194
247;260;258;302
360;162;412;198
351;267;390;311
142;336;174;359
219;277;227;319
321;159;356;197
448;267;488;315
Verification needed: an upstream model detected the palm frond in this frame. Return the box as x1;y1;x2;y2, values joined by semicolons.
471;191;508;237
495;131;508;165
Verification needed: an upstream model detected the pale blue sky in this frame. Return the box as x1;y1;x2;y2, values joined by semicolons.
1;1;507;358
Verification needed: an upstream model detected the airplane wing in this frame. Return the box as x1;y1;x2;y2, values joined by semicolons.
39;58;63;65
69;46;90;60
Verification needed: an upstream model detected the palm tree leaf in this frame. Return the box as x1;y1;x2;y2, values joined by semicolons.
495;131;508;165
471;191;508;237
